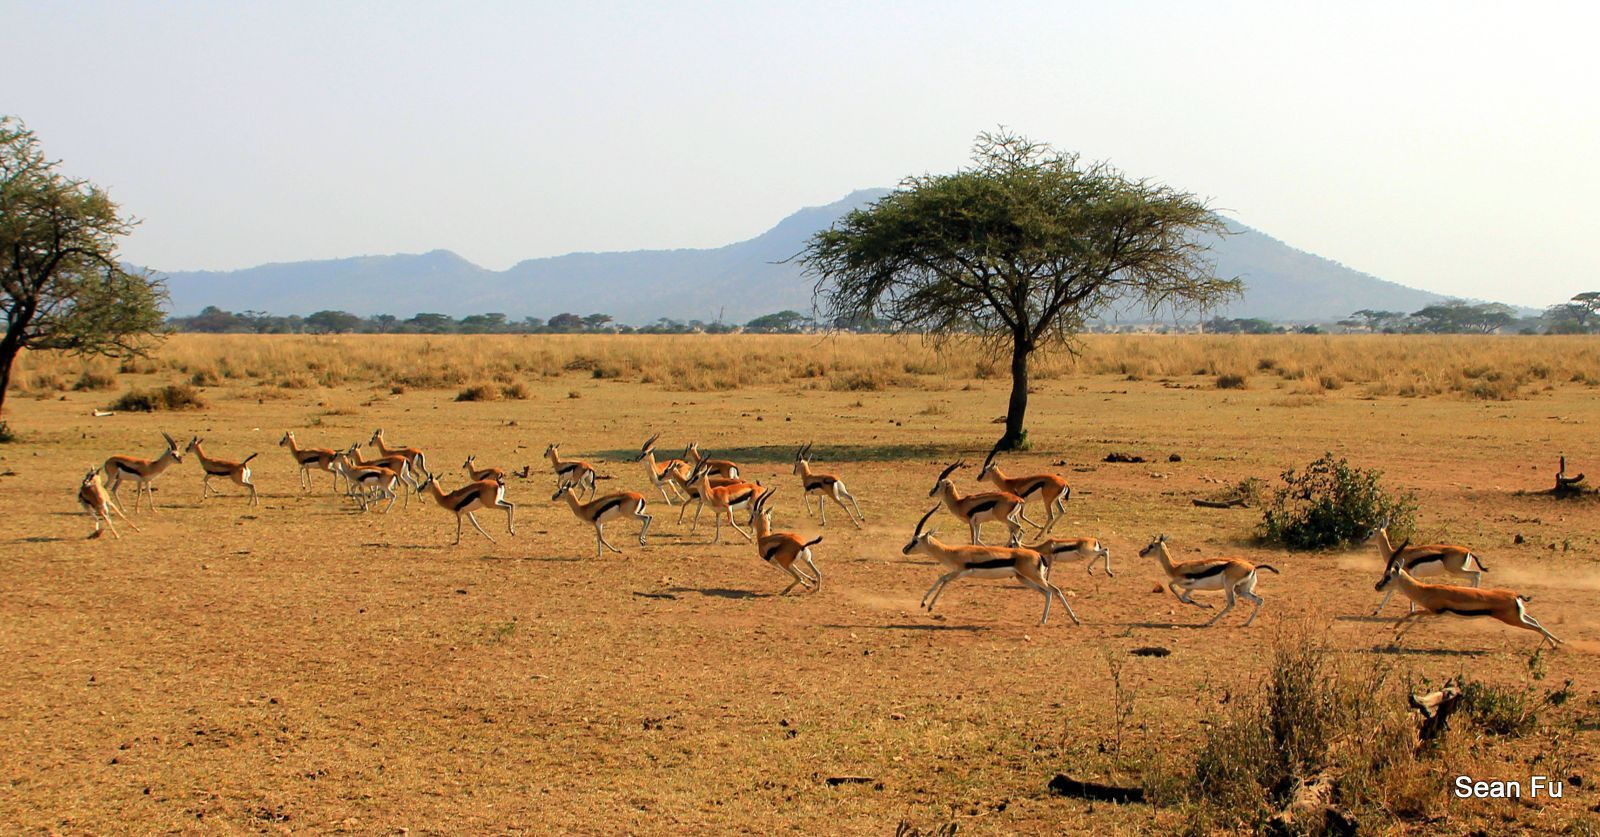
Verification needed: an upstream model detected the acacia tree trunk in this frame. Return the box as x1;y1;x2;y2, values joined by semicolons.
0;339;16;422
998;339;1031;450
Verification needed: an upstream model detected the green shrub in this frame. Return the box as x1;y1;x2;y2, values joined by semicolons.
1258;452;1417;549
109;383;207;412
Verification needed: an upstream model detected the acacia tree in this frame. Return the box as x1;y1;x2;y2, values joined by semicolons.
803;131;1239;449
1;116;166;424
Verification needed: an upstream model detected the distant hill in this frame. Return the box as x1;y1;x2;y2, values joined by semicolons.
157;189;1461;324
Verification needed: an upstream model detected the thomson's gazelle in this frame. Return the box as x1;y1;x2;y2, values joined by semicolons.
687;461;764;544
1376;543;1560;648
632;433;691;505
1026;537;1113;577
280;431;340;492
544;443;599;498
345;443;418;507
977;446;1069;534
1140;535;1278;627
369;428;428;478
185;436;260;506
684;441;740;480
928;461;1025;546
1368;523;1487;615
748;489;822;594
552;480;652;558
103;431;186;512
80;467;139;538
420;471;516;544
462;455;507;484
793;442;865;528
903;507;1078;626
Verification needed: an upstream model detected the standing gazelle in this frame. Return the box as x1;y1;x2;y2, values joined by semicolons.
793;442;865;528
80;467;140;538
928;461;1026;546
1375;544;1561;648
903;507;1078;626
748;489;822;594
1368;523;1487;615
104;431;186;512
1140;535;1279;627
633;433;691;505
544;443;599;498
462;455;507;484
552;480;652;558
977;446;1069;534
280;431;341;492
185;437;260;506
419;471;516;545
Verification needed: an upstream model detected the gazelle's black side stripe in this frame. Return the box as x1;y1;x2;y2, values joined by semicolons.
593;497;624;517
970;557;1016;570
452;492;481;511
1183;563;1228;580
966;500;998;516
1439;607;1494;617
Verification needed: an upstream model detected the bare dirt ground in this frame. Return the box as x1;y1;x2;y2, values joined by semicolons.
3;345;1599;834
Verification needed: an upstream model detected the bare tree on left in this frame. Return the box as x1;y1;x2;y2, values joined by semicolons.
0;116;167;429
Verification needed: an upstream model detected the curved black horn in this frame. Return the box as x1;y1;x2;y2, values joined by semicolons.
936;461;962;482
913;505;939;537
642;432;660;450
979;444;1000;473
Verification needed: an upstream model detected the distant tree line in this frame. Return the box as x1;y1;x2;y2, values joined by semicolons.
1335;296;1600;335
168;306;892;335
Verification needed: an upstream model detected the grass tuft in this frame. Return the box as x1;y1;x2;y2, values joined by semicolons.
108;383;208;412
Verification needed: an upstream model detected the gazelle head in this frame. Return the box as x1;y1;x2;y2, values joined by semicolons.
684;440;702;460
928;461;964;497
184;436;202;455
551;480;576;501
369;428;385;445
418;469;436;492
161;431;185;462
1138;534;1170;558
81;466;101;487
633;433;662;462
463;455;477;470
902;506;941;555
751;487;778;526
1375;539;1410;591
1361;517;1393;545
792;442;814;475
279;431;295;448
544;443;561;461
977;445;1001;480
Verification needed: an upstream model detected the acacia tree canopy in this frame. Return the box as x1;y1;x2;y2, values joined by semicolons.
802;130;1239;449
1;116;166;423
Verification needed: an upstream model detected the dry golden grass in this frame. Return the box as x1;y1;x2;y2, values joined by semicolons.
12;332;1600;400
3;334;1599;833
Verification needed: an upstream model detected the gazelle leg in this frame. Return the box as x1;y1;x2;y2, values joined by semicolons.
777;562;806;595
1204;586;1238;627
802;551;822;591
381;487;398;513
1171;581;1210;608
832;495;860;529
727;514;754;542
925;570;971;612
500;500;516;534
1239;578;1266;627
818;498;827;526
921;570;963;609
466;511;496;544
1017;508;1042;530
656;484;674;505
843;490;866;525
635;509;652;545
970;521;983;545
453;513;464;544
1516;602;1563;646
596;523;623;554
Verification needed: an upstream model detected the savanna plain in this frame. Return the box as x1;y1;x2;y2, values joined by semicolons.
3;334;1600;835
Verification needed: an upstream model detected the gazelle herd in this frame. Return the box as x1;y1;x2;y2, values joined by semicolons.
76;429;1564;648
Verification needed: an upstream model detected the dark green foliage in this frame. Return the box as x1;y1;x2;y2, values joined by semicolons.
1258;452;1417;549
802;129;1238;450
109;383;207;412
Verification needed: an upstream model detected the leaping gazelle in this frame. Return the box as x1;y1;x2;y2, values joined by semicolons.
184;437;260;506
748;489;822;594
632;433;691;505
928;461;1026;546
370;428;428;479
80;467;139;538
419;471;516;545
1375;542;1561;648
687;461;765;544
1140;535;1279;627
903;507;1078;626
684;441;740;480
792;442;865;528
345;443;419;507
552;480;652;558
1367;522;1488;615
462;455;507;484
1026;537;1113;577
104;431;186;512
977;446;1069;534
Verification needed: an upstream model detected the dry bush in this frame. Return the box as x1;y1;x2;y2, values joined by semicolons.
502;381;530;400
456;383;503;402
72;370;118;391
1216;373;1248;390
109;383;207;412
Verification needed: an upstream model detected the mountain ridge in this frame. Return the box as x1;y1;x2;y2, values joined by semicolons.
156;189;1467;323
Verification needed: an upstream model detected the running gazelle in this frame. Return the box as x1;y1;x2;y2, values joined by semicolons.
1376;542;1560;648
552;480;652;558
687;460;765;544
1026;537;1113;577
1140;535;1278;627
632;433;691;505
1367;522;1487;614
344;443;419;507
80;467;140;538
544;443;600;498
369;428;428;478
927;461;1026;546
333;452;403;513
419;471;516;544
103;431;186;512
977;446;1069;534
462;455;507;484
684;441;740;480
747;489;822;594
184;437;260;506
792;442;864;528
903;507;1078;626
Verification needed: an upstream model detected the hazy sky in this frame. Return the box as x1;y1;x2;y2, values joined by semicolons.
5;1;1595;307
